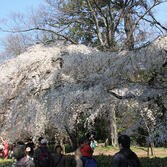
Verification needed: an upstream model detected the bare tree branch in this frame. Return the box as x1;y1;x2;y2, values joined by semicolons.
0;27;78;44
148;11;167;32
86;0;105;47
119;1;161;51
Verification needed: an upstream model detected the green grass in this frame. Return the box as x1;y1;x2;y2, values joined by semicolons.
95;145;148;152
95;145;118;151
95;145;167;154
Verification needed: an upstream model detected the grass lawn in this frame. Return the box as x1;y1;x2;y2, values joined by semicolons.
94;145;167;158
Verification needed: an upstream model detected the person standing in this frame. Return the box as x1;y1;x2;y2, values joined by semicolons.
0;137;9;159
75;147;83;167
0;144;5;159
75;137;97;167
79;137;93;158
25;138;35;160
89;135;98;151
34;139;52;167
52;145;68;167
12;145;35;167
112;135;141;167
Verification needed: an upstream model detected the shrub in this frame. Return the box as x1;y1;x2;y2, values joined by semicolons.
0;159;13;167
0;155;167;167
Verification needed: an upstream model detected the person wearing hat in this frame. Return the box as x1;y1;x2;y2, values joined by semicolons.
34;138;52;167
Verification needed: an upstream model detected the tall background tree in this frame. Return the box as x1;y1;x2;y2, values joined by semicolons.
0;0;167;58
36;0;167;50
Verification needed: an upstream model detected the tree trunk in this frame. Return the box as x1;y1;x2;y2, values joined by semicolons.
108;30;117;51
124;10;134;50
105;138;109;147
86;0;105;48
60;131;65;154
150;141;155;156
109;106;118;147
141;109;155;157
64;126;78;150
147;141;155;156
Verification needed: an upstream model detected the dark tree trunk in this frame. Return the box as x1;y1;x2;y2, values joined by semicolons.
64;126;78;150
124;10;134;50
109;107;118;147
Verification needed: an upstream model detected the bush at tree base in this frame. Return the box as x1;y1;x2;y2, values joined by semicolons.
1;155;167;167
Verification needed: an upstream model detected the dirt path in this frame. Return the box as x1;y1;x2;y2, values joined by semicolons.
66;146;167;158
93;148;167;157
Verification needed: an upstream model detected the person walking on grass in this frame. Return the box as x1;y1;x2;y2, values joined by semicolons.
112;135;141;167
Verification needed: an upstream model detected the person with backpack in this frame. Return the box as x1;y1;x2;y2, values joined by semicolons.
34;139;52;167
12;145;35;167
52;145;68;167
112;135;141;167
75;137;97;167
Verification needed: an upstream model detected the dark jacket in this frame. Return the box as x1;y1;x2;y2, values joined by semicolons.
52;154;68;167
112;148;141;167
12;156;35;167
34;145;52;167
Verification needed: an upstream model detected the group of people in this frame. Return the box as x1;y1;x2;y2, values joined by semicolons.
0;134;141;167
0;137;68;167
11;137;68;167
75;134;141;167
